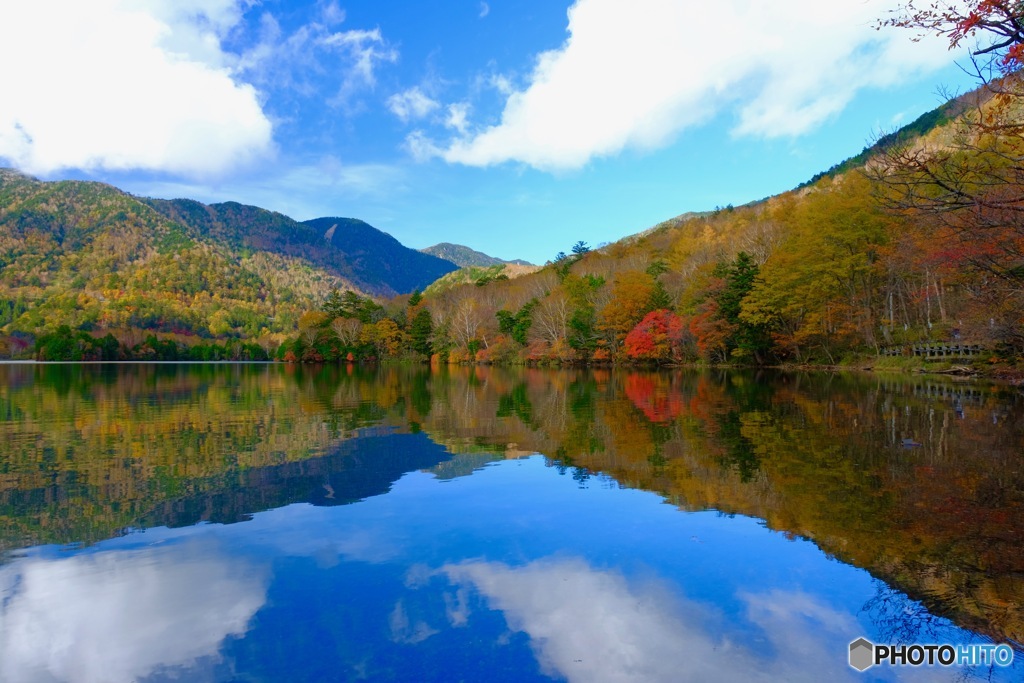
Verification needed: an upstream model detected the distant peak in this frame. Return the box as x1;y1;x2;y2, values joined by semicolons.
420;242;531;268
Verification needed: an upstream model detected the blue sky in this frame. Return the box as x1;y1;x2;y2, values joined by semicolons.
0;0;977;264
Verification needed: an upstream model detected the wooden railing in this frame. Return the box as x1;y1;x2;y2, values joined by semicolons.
879;343;984;359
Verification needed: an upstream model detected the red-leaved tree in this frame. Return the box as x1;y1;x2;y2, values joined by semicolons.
880;1;1024;70
624;309;687;362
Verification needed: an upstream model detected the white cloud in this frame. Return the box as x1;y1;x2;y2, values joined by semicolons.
0;540;268;683
442;558;903;683
445;102;472;134
388;87;442;122
321;0;346;26
239;12;397;107
125;155;408;219
489;73;515;97
440;0;959;171
281;157;408;198
405;130;445;163
0;0;273;177
320;27;398;89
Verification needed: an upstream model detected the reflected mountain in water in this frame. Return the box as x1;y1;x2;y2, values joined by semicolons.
138;433;455;530
0;362;1021;651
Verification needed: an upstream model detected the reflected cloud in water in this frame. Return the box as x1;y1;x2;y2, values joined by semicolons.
441;557;947;683
0;538;268;683
389;599;440;645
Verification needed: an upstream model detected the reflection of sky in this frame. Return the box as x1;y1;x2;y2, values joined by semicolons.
0;538;268;683
0;454;1014;682
442;558;852;683
439;559;952;683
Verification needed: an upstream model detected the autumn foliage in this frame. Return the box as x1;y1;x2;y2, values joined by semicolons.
249;3;1024;367
881;0;1024;70
622;373;685;423
624;309;686;362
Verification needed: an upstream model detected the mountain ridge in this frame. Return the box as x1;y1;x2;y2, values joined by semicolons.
0;169;456;347
305;217;458;295
421;242;532;268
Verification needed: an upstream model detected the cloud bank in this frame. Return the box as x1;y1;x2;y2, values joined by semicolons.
438;0;959;171
0;0;273;177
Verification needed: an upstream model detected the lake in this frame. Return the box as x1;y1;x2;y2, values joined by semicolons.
0;363;1021;682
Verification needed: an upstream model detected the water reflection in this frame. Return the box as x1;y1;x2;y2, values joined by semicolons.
0;537;268;683
442;558;858;683
7;454;997;682
0;362;1022;676
440;555;974;683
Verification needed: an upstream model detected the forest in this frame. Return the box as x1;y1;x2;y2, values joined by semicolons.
0;170;456;361
277;158;1022;370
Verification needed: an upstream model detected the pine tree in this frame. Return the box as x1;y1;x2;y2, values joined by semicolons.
714;252;772;362
409;309;433;356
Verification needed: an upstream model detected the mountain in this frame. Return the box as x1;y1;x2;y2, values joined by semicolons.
0;170;360;342
0;170;452;347
421;242;532;268
5;78;1019;364
423;263;541;296
798;87;988;188
141;201;456;298
305;217;458;296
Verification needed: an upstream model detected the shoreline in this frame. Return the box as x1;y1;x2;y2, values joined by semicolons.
3;357;1021;385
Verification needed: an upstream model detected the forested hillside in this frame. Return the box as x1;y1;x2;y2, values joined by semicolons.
305;217;458;295
423;263;540;296
282;82;1024;370
421;242;532;268
0;171;456;358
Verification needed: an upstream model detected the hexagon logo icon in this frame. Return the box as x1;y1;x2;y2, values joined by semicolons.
849;637;875;672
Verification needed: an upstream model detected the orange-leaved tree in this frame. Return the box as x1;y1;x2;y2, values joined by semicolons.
597;271;657;356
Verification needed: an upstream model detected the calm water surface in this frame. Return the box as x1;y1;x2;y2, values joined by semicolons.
0;363;1021;682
